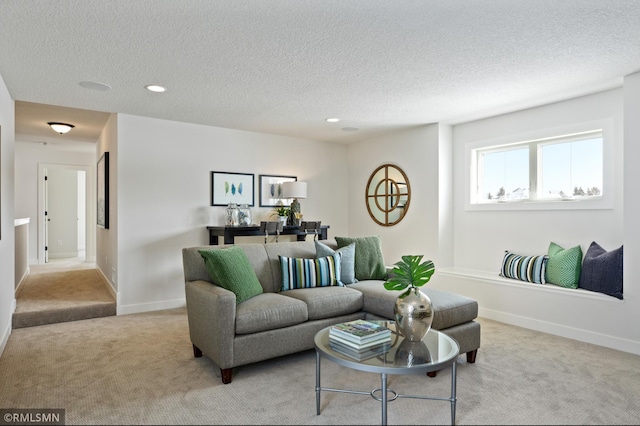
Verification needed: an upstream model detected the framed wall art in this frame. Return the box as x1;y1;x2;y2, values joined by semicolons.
97;152;109;229
211;171;254;206
259;174;297;207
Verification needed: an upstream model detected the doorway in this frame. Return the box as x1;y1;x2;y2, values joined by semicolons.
38;163;96;264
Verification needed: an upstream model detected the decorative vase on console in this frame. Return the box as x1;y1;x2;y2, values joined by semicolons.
384;255;435;342
225;203;239;226
237;204;252;226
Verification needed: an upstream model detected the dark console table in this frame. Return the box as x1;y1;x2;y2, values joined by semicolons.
206;225;330;245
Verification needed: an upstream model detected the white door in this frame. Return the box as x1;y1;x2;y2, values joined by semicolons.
44;170;49;263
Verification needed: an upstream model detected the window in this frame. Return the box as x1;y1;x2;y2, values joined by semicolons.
471;129;605;207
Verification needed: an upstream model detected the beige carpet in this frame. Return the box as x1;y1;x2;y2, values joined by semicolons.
1;308;639;425
13;257;116;329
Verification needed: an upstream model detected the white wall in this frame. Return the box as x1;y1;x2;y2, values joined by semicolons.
346;124;451;267
96;114;118;291
112;114;350;314
450;88;623;271
432;87;640;355
0;73;15;355
14;144;94;263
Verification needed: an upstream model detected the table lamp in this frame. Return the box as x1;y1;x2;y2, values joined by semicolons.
282;181;307;225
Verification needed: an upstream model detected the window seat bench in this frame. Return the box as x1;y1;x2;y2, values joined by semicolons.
438;267;621;302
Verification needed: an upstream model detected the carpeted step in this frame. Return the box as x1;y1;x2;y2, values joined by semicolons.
12;303;117;329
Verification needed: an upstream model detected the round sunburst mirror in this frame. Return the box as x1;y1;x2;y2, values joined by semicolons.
365;164;411;226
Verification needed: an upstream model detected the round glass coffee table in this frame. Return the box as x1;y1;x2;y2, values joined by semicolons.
314;320;459;425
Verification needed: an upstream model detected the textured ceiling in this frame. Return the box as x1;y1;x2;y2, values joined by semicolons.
2;0;640;147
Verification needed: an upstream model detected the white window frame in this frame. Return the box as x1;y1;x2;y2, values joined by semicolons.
465;119;615;211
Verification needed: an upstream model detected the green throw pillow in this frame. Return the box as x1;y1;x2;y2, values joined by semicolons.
198;246;263;304
335;236;386;281
545;242;583;289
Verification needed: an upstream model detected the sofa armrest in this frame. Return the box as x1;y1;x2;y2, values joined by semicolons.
185;280;237;369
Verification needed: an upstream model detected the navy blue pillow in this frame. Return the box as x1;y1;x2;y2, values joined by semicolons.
578;242;623;300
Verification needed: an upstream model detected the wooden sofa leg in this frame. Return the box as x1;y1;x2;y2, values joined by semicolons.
193;344;203;358
426;349;478;378
221;368;233;384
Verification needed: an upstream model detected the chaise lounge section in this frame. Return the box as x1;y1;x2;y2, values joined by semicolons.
182;239;480;384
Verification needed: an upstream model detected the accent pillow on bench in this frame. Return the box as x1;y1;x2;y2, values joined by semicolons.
578;241;623;300
545;242;583;289
500;250;548;284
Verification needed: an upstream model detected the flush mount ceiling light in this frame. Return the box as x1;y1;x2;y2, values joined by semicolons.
47;122;75;134
145;84;166;93
325;118;340;123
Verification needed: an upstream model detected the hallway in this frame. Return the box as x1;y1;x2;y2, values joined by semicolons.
13;255;116;329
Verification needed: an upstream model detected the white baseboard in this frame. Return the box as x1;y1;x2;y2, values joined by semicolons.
15;267;30;295
116;299;186;316
96;266;117;301
478;307;640;356
0;316;11;358
48;252;80;259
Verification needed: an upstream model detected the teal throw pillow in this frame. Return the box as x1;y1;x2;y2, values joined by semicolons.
545;242;583;289
335;236;386;281
198;246;263;304
500;250;548;284
315;241;357;284
279;254;342;291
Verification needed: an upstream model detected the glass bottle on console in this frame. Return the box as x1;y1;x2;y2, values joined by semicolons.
225;203;239;226
238;204;252;226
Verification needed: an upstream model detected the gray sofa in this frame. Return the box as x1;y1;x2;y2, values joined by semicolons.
182;240;480;384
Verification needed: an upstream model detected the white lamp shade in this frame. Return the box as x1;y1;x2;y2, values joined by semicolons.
282;181;307;199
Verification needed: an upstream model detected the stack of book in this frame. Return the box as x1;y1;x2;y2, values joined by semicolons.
328;319;392;361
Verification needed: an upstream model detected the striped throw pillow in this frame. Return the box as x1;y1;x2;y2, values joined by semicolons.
500;251;548;284
279;254;342;291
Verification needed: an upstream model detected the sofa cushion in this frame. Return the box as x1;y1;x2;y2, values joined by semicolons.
198;246;263;304
235;293;308;335
545;242;582;289
578;241;623;299
348;281;478;330
279;254;341;290
315;241;357;284
335;236;387;281
500;250;548;284
281;286;364;320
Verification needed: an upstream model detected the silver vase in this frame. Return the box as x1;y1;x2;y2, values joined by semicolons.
394;287;433;342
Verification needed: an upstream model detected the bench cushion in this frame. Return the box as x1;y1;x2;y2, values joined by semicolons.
235;293;308;335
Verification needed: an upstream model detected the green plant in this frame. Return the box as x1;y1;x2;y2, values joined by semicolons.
383;255;435;293
273;206;291;217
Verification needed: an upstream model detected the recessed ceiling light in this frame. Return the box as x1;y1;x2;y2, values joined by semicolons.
325;118;340;123
79;81;112;91
341;127;359;132
145;84;166;93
